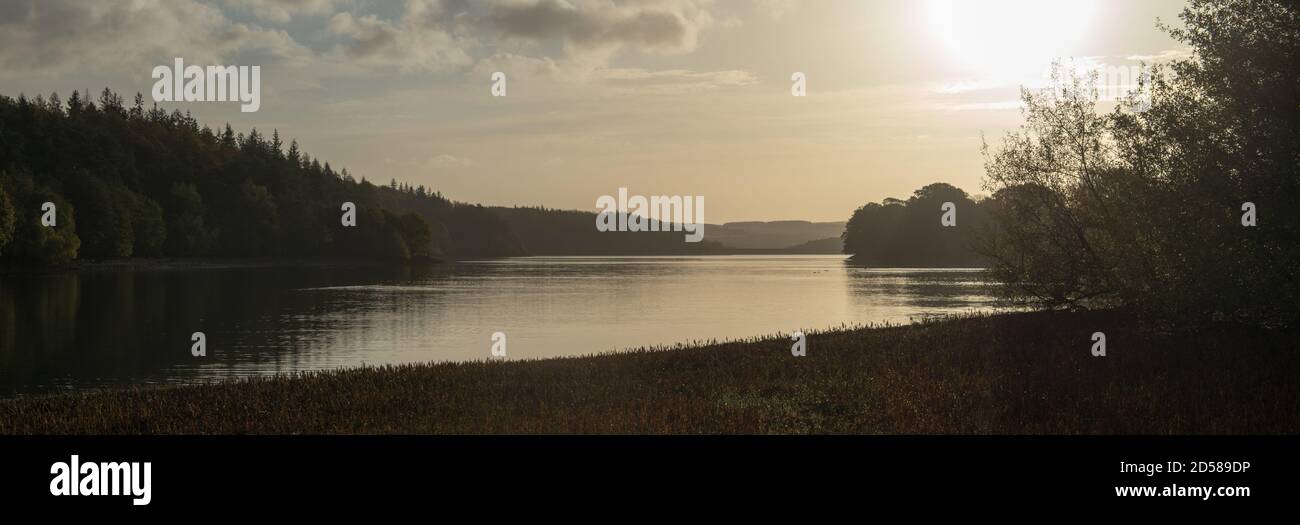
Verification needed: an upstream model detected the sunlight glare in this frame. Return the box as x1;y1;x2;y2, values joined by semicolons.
926;0;1097;82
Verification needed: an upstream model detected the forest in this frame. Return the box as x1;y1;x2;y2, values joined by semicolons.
0;90;761;265
0;89;529;265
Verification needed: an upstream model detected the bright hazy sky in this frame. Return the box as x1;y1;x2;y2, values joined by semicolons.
0;0;1190;223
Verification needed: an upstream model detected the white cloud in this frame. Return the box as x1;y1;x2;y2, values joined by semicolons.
937;100;1023;111
929;78;1012;94
427;154;476;168
595;68;758;94
1125;49;1194;63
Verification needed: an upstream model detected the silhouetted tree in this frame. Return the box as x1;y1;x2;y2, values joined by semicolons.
980;0;1298;325
843;183;989;267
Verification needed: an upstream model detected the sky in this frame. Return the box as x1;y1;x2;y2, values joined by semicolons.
0;0;1191;223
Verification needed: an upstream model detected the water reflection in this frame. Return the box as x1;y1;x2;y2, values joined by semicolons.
843;266;997;318
0;256;997;396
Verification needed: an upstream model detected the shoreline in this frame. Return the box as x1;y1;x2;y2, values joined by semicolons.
1;254;984;275
2;309;1295;435
0;256;442;274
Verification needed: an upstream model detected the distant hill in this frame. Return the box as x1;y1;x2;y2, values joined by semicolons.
488;207;729;255
489;207;845;255
708;221;846;250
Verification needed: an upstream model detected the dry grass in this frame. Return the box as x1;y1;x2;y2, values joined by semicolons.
1;310;1296;434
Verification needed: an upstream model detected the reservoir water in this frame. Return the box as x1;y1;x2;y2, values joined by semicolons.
0;255;998;396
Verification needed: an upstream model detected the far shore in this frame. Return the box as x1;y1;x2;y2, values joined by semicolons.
2;310;1294;435
0;251;851;274
0;255;441;274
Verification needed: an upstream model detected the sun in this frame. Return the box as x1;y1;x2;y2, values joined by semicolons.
925;0;1097;82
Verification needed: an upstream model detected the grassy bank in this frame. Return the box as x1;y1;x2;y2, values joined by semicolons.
1;310;1296;434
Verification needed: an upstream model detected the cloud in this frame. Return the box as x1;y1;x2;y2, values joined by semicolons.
0;0;310;75
427;153;476;168
754;0;798;20
324;0;480;73
718;15;742;30
596;68;757;94
471;52;562;79
0;0;728;81
470;52;756;95
936;100;1023;111
929;78;1012;94
477;0;716;58
224;0;340;23
323;0;722;75
461;2;746;91
1125;49;1193;63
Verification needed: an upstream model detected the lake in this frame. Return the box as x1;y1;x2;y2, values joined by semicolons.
0;256;997;396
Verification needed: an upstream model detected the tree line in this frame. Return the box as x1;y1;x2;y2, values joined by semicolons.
0;89;525;264
0;89;749;265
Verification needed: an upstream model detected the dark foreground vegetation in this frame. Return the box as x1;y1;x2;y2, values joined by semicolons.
1;310;1294;434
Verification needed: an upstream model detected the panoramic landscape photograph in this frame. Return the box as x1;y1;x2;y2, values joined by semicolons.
0;0;1295;509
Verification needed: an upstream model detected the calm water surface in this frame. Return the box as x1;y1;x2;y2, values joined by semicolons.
0;256;997;396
